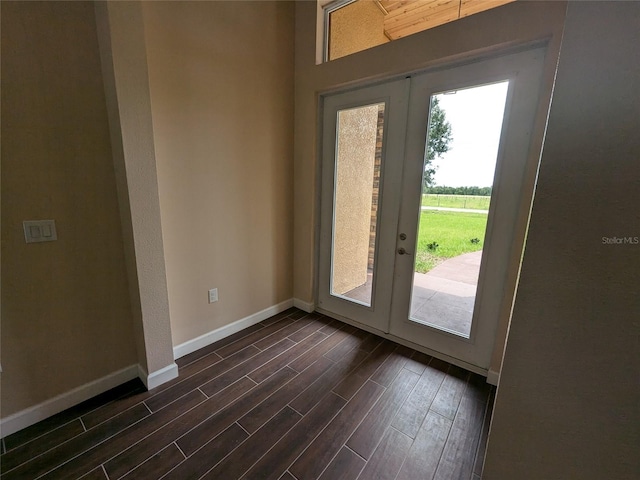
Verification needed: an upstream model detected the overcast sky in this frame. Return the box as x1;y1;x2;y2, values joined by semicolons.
430;81;509;188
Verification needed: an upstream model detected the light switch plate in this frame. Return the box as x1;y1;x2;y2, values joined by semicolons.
23;220;57;243
208;288;218;304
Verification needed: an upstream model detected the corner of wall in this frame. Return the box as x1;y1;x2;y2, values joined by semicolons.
137;363;179;391
93;0;175;376
293;298;315;313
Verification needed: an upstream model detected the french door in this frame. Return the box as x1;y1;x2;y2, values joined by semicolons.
317;48;545;370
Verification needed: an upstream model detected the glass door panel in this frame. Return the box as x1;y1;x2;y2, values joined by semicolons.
331;103;385;307
410;82;509;338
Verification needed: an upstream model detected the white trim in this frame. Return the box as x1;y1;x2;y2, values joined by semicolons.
138;363;179;390
172;299;294;360
293;298;315;313
0;365;138;438
487;368;500;386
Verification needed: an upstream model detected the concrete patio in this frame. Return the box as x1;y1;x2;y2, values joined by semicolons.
342;250;482;337
410;250;482;337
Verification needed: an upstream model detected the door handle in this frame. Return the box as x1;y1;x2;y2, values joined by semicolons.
397;247;412;255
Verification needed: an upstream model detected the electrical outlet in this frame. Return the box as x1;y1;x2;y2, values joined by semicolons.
208;288;218;304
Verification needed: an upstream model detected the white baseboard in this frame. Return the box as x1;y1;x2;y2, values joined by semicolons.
173;299;294;360
487;368;500;386
0;365;139;438
137;363;179;390
293;298;315;313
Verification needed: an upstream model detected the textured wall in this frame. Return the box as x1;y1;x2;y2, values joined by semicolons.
142;1;295;346
1;1;137;416
333;106;379;294
329;0;389;60
483;3;640;478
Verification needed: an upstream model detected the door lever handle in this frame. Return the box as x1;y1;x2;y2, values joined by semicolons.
397;247;412;255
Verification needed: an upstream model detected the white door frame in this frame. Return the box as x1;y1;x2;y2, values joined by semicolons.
317;47;547;371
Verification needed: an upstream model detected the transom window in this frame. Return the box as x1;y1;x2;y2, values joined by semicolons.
323;0;516;62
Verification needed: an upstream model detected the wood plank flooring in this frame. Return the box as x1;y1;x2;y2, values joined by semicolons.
0;308;494;480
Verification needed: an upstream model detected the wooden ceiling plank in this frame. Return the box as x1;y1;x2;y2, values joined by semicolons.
381;0;518;43
460;0;515;17
380;0;414;13
384;2;459;31
385;0;458;27
384;0;444;21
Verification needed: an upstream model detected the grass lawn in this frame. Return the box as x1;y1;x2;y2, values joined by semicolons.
422;194;491;210
415;210;488;273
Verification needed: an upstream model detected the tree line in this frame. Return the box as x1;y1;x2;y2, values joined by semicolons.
424;186;492;196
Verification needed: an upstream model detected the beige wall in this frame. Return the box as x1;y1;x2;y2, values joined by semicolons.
294;1;566;374
0;0;294;425
329;0;389;60
1;1;137;416
141;1;295;347
483;2;640;478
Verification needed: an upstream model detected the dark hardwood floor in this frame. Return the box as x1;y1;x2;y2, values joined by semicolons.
0;308;493;480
